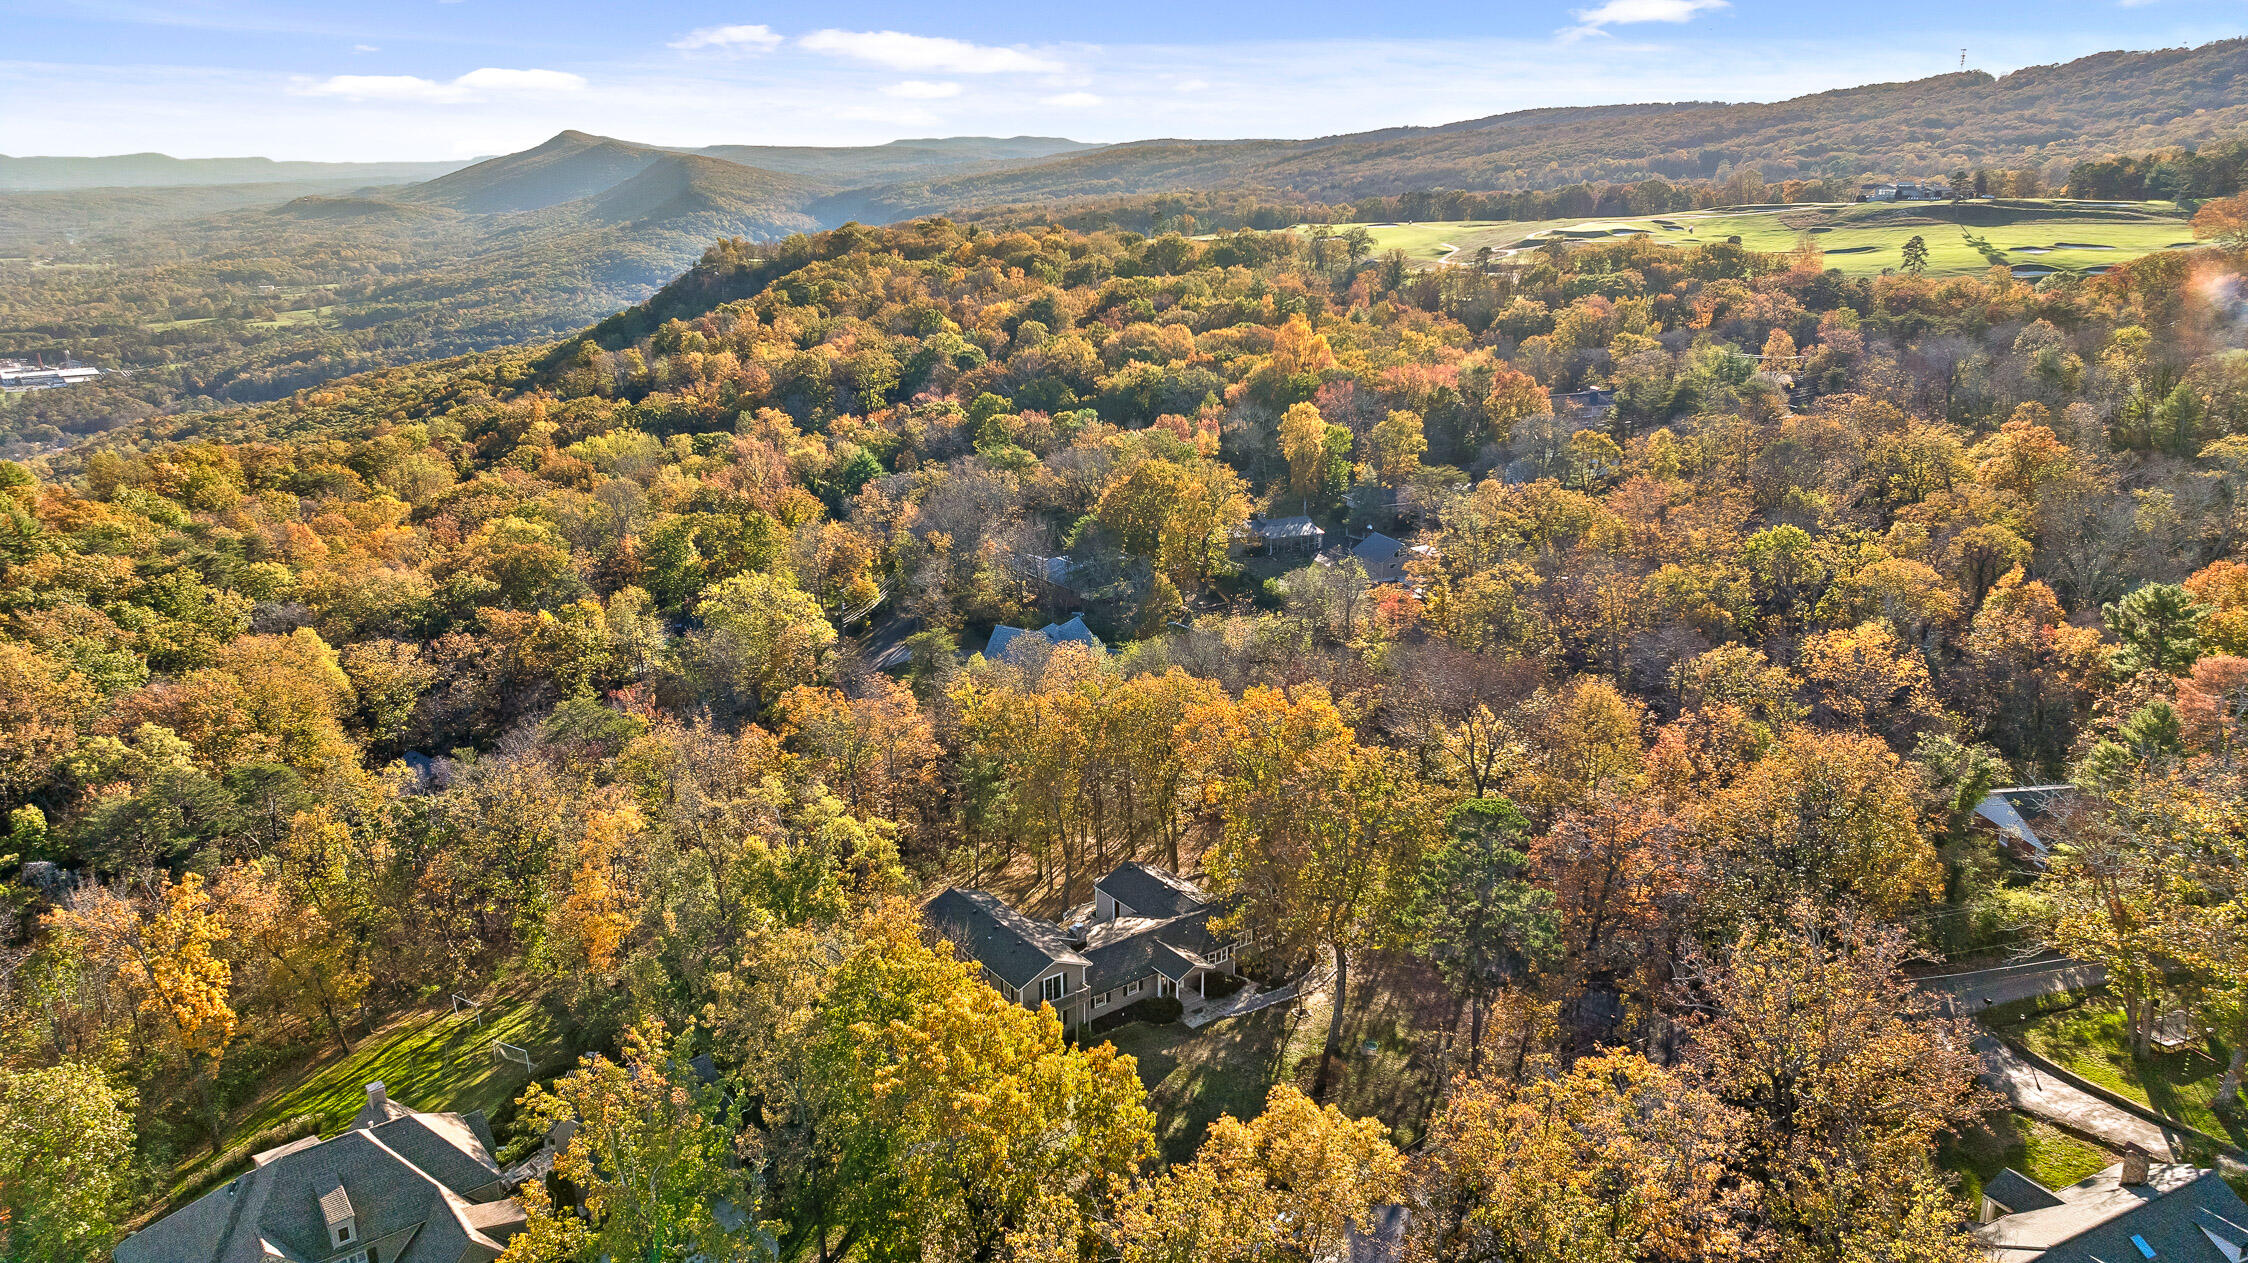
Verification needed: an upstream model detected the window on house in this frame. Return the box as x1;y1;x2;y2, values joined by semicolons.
336;1225;354;1245
1093;992;1108;1009
1043;973;1066;1001
1125;980;1141;996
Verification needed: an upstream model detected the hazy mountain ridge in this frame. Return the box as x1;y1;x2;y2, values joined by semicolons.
822;40;2248;219
9;38;2248;444
0;152;469;192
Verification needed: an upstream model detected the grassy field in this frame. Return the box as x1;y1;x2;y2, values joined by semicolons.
246;304;337;330
1338;199;2199;279
157;986;565;1214
1990;995;2246;1152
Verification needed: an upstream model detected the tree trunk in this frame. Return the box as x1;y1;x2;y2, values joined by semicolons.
323;994;352;1054
1314;944;1348;1101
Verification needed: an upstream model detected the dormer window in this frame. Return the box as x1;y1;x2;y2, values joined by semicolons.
318;1179;357;1252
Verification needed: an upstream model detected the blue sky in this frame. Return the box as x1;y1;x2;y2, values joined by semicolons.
2;0;2242;161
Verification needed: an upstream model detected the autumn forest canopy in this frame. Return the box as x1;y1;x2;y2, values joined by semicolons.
5;100;2248;1263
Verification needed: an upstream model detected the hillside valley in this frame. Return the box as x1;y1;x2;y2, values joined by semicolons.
6;38;2248;455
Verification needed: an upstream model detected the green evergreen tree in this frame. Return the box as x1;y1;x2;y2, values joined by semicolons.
1403;797;1559;1074
2102;582;2211;676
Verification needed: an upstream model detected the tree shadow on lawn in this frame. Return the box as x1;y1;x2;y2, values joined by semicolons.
2012;998;2246;1149
1096;951;1450;1165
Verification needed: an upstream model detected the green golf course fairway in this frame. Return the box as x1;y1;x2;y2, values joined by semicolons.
1332;199;2201;278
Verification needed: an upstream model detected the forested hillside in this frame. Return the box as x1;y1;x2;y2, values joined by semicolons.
821;40;2248;220
0;135;1096;448
8;40;2248;453
6;201;2248;1260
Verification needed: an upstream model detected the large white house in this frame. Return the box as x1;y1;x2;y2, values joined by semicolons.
924;861;1244;1030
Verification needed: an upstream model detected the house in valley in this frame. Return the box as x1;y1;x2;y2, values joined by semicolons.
925;861;1245;1029
1971;785;2074;865
115;1082;527;1263
986;613;1105;661
1241;514;1327;558
1346;532;1437;585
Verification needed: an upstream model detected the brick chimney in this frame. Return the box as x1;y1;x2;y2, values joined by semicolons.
2120;1145;2150;1186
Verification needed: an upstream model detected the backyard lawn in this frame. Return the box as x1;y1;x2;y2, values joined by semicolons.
156;986;566;1214
1990;994;2247;1153
1943;1110;2121;1202
1090;958;1448;1164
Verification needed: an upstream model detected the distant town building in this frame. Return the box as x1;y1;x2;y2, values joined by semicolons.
1858;181;1951;202
0;355;101;391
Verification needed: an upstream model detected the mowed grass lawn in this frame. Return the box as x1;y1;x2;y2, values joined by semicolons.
1338;199;2198;278
158;986;565;1213
1991;994;2247;1153
1089;964;1446;1165
1943;1109;2121;1201
1302;219;1580;262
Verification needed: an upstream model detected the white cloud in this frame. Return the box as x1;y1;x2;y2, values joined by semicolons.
294;67;585;103
352;43;379;54
668;24;783;53
799;29;1062;74
883;80;962;99
1564;0;1728;38
1041;91;1102;108
454;68;587;92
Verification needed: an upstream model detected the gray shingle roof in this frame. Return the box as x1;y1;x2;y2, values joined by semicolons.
1251;515;1326;541
318;1179;355;1228
1353;533;1403;564
925;886;1090;990
114;1091;519;1263
1083;902;1232;994
987;615;1105;662
1095;862;1209;921
1978;1163;2248;1262
1986;1169;2066;1215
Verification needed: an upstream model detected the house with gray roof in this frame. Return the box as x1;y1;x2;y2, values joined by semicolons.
1321;532;1429;588
1975;1154;2248;1262
1972;785;2075;865
924;862;1244;1030
1243;515;1327;558
986;614;1105;662
116;1081;527;1263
